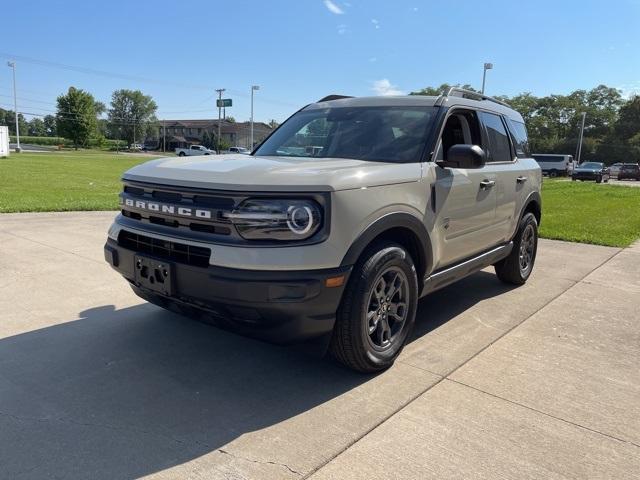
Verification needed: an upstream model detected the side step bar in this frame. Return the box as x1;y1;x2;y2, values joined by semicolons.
421;242;513;296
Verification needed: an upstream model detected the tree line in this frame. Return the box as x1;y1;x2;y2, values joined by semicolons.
2;83;638;161
1;87;158;149
411;84;640;164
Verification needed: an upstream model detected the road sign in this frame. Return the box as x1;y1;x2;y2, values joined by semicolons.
217;98;232;108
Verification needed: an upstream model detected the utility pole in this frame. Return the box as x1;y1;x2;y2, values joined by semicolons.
7;61;21;152
576;112;587;165
216;88;225;153
162;120;166;153
251;85;260;150
481;62;493;95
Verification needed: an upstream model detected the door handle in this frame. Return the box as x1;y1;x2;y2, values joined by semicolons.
516;176;528;183
480;179;496;190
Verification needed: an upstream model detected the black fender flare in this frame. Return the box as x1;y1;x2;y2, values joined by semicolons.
340;212;433;278
518;191;542;230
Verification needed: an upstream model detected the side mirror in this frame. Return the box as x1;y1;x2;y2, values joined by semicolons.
440;144;486;169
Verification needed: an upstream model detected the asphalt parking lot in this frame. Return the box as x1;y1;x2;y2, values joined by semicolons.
1;212;639;479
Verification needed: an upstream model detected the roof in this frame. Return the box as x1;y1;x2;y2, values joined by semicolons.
307;95;524;123
161;119;273;132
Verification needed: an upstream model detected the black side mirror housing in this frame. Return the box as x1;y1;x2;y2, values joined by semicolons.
440;144;486;169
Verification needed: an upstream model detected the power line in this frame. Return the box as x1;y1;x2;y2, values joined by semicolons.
0;52;298;108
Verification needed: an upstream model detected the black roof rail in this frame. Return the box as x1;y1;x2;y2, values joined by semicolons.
444;87;511;108
317;94;354;102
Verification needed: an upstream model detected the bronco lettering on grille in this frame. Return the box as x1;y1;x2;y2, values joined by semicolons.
122;197;213;219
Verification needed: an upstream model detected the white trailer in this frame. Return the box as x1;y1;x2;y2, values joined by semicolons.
0;126;9;157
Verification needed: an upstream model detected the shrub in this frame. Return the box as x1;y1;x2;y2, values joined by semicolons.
10;135;69;146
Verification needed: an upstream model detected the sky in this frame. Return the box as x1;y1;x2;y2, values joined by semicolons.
2;0;639;123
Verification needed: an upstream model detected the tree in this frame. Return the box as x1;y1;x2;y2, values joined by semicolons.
28;118;46;136
614;95;640;142
56;87;99;149
201;131;216;149
43;115;57;136
108;89;158;146
268;119;279;129
0;108;28;136
410;83;478;96
225;116;236;123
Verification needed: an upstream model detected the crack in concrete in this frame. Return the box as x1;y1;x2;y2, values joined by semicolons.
2;230;105;266
446;378;640;449
218;448;303;477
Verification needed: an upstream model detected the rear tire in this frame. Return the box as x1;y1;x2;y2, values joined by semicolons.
495;213;538;285
178;152;186;157
596;176;602;184
330;242;418;373
549;170;558;178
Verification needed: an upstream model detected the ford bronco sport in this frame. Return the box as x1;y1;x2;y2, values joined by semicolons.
104;88;542;372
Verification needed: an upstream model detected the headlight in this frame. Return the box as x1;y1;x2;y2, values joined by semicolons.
226;199;322;241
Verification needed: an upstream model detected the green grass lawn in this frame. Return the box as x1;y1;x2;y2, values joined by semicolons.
0;151;161;213
540;179;640;247
1;152;639;247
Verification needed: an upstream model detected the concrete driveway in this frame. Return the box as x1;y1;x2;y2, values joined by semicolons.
1;212;638;479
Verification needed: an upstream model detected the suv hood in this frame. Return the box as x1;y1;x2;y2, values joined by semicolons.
123;154;421;192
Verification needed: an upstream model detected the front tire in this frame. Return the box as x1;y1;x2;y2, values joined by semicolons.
495;213;538;285
330;242;418;373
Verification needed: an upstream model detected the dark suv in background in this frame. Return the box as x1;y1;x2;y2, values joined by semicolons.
617;164;640;181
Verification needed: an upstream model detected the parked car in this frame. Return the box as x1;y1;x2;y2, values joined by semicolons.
130;143;144;151
225;146;251;154
175;145;216;156
105;89;542;372
532;154;574;177
608;163;624;178
617;163;640;181
571;162;610;183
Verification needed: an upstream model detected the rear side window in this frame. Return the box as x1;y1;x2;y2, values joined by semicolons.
508;120;530;157
533;155;565;163
479;112;512;163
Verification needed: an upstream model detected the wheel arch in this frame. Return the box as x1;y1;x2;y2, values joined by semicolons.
340;212;432;290
521;191;542;227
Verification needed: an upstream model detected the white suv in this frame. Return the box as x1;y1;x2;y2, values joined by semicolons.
105;89;542;372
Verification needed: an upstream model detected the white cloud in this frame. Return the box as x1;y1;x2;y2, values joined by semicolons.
337;24;348;34
323;0;344;14
618;81;640;98
371;18;380;29
371;79;405;96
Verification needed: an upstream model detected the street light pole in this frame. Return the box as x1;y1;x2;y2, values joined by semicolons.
250;85;260;150
162;119;166;153
216;88;225;153
576;112;587;165
481;62;493;95
7;61;21;152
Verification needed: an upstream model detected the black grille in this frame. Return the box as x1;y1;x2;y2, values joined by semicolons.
118;231;211;268
120;182;238;236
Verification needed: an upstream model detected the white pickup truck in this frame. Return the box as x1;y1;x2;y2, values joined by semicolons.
175;145;216;156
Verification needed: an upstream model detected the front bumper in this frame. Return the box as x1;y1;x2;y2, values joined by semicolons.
572;172;604;181
104;238;351;343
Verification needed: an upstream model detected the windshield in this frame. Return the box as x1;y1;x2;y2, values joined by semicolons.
254;106;437;162
580;162;603;169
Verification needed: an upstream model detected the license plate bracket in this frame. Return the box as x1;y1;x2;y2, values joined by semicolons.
134;255;174;296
